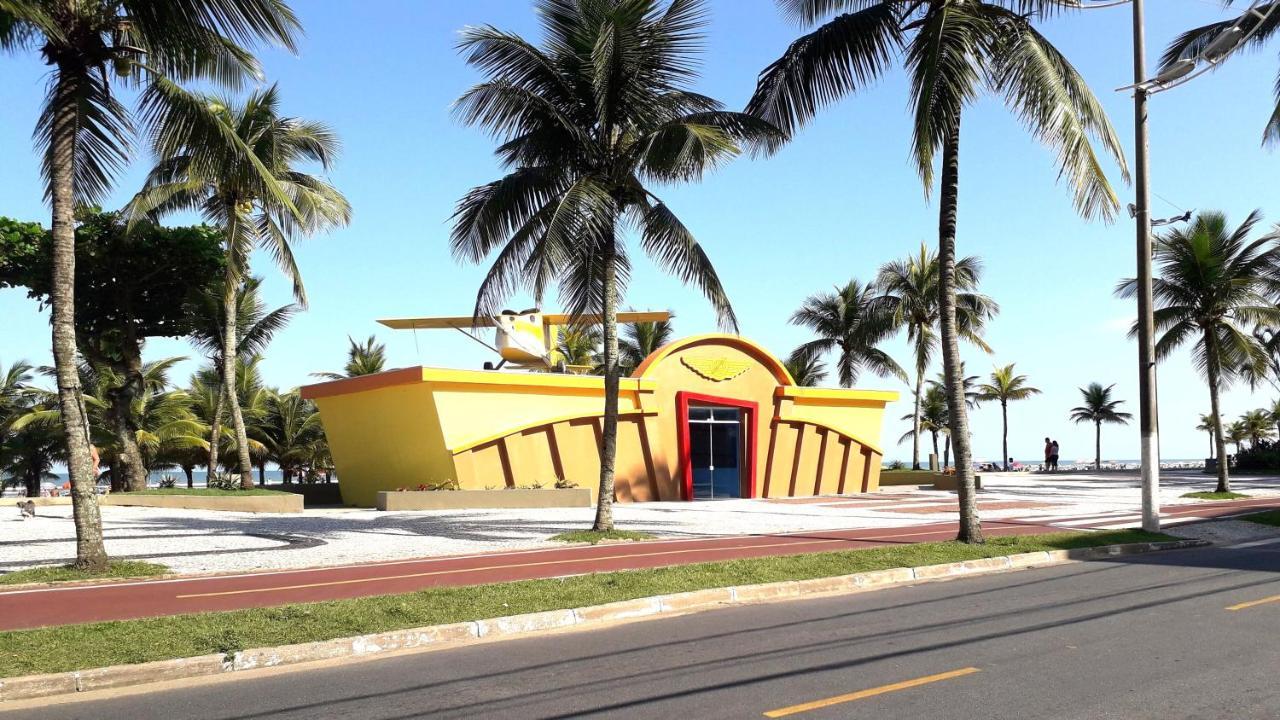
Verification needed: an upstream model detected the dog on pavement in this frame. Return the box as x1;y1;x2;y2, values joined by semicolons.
16;500;36;520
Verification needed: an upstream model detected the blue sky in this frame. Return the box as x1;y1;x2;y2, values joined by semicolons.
3;0;1279;464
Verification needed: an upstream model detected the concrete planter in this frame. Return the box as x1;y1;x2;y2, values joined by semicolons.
878;470;948;487
107;494;303;513
930;475;982;491
377;488;591;511
877;471;982;491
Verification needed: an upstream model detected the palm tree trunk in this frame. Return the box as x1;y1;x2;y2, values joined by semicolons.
1001;401;1009;472
911;369;924;470
938;123;982;543
1204;330;1231;493
111;338;148;492
944;434;951;470
593;240;620;532
221;274;254;490
931;431;940;463
258;460;266;486
48;68;108;571
1095;420;1102;471
208;384;225;478
107;400;146;491
1207;432;1212;459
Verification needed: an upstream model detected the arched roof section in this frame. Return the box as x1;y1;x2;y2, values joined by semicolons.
631;333;795;386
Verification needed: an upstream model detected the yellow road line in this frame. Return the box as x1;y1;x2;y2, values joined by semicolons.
763;667;981;718
1226;594;1280;611
175;526;961;599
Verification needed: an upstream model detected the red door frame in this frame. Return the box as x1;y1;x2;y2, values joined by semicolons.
676;391;758;501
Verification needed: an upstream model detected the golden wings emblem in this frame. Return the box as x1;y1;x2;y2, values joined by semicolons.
681;356;751;382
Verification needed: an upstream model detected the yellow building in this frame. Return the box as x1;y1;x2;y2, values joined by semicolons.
301;334;897;507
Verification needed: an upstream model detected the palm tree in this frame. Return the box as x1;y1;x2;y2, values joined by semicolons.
232;356;271;483
187;277;295;480
1239;408;1275;450
450;0;780;532
557;325;602;370
258;389;324;483
131;84;351;490
130;370;208;477
876;244;997;470
1068;383;1131;470
313;336;387;380
1117;210;1280;493
929;367;980;469
791;280;906;388
1;0;299;571
620;310;676;373
976;364;1040;472
748;0;1126;543
898;384;947;465
1;359;37;431
1;419;62;497
1;358;43;494
1165;5;1280;144
784;347;829;388
1196;413;1219;460
1226;420;1249;457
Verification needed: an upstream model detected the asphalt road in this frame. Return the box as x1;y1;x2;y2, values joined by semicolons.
13;540;1280;719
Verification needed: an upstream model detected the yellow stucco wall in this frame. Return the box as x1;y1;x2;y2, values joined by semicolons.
310;374;452;507
302;334;897;507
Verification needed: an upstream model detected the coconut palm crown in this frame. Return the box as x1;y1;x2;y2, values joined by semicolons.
790;279;906;388
620;310;675;373
784;347;829;388
1196;413;1219;460
450;0;781;532
313;336;387;380
1068;382;1131;470
1118;210;1280;493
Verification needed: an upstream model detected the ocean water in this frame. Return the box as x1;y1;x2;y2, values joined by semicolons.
42;469;292;488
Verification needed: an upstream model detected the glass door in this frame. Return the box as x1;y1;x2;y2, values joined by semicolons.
687;406;743;499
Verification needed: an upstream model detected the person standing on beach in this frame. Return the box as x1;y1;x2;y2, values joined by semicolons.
1044;437;1053;471
1050;440;1060;471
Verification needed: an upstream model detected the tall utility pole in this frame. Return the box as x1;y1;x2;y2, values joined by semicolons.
1131;0;1161;532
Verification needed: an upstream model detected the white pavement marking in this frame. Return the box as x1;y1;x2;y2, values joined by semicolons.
1223;536;1280;549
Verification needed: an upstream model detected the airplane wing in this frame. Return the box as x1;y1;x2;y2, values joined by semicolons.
377;315;498;330
542;311;671;326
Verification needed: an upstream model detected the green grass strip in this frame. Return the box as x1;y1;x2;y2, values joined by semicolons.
549;529;656;544
0;529;1169;678
0;561;168;587
123;487;290;496
1242;510;1280;527
1181;491;1250;500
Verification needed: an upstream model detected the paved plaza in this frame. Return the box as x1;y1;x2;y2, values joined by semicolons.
4;471;1279;576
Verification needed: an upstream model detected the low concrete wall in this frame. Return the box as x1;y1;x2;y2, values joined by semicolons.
378;488;591;511
14;494;302;513
931;475;982;491
878;471;947;487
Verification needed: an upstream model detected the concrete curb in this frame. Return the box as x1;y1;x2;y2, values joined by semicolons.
0;539;1207;703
